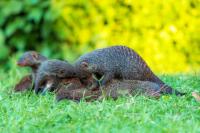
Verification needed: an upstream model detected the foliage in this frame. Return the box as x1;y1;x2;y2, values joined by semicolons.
0;0;199;73
0;68;200;132
0;0;62;68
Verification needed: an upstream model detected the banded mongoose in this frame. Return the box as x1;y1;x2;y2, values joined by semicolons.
34;59;77;94
15;51;48;91
74;45;184;95
56;79;162;102
17;51;48;87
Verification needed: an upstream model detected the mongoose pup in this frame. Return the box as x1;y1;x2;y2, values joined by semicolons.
34;59;100;94
74;45;184;95
15;51;48;91
17;51;47;81
56;79;162;102
34;59;76;94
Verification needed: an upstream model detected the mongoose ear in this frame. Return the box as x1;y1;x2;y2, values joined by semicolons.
81;62;89;69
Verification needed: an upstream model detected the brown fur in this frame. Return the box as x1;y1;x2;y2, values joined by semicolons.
14;75;33;92
56;78;162;102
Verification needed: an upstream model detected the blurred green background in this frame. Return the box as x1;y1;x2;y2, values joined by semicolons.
0;0;199;73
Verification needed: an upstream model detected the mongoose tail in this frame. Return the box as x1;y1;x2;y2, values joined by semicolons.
149;75;185;96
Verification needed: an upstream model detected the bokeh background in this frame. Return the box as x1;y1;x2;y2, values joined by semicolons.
0;0;199;73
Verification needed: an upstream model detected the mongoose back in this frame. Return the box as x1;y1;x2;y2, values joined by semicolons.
56;79;162;102
75;45;184;95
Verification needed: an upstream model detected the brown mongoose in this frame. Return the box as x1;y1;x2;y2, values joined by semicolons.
55;79;162;102
17;51;48;90
33;58;100;94
34;59;77;94
74;45;184;95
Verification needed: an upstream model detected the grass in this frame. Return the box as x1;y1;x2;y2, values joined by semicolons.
0;68;200;133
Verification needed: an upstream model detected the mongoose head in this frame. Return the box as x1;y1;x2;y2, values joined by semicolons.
79;61;104;80
17;51;47;68
79;61;98;76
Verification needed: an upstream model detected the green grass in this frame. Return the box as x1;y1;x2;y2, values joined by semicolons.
0;68;200;133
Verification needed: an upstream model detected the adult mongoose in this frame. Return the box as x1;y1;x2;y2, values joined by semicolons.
74;45;184;95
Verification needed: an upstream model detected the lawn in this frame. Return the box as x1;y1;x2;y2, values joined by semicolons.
0;68;200;133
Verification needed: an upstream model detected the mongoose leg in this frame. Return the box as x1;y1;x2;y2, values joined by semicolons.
99;73;114;88
41;81;53;95
40;77;60;95
34;76;47;94
35;75;59;94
